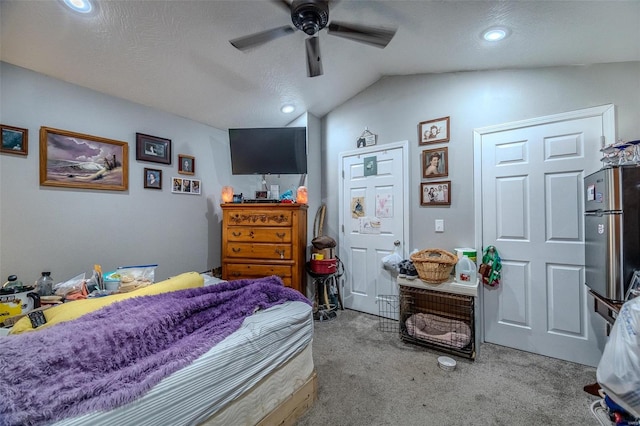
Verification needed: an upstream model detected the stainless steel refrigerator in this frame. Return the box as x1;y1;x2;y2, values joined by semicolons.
584;166;640;302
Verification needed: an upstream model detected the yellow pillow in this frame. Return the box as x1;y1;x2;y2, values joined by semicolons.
9;271;203;335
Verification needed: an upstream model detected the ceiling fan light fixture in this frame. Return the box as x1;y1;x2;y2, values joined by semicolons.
482;27;509;42
61;0;94;14
291;0;329;36
281;104;296;114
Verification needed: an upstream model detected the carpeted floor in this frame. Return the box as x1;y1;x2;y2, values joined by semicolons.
297;309;601;426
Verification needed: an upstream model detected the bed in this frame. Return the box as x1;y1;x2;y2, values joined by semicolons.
0;273;316;426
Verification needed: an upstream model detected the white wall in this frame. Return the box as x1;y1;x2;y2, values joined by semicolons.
322;62;640;256
3;60;638;287
0;62;230;283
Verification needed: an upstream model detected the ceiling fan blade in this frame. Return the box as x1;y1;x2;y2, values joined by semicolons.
327;21;396;48
230;25;295;51
305;36;323;77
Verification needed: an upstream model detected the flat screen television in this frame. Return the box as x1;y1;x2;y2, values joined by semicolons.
228;127;307;175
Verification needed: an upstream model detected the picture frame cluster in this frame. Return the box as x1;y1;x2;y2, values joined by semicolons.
135;133;199;193
418;116;451;206
2;124;201;195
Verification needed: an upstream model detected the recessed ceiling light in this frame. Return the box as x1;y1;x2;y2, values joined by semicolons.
61;0;94;14
482;27;509;42
281;104;295;114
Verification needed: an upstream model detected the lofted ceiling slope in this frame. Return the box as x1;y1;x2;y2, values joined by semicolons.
1;0;639;130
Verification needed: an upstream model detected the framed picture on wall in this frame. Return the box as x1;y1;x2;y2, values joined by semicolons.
1;124;28;156
40;126;128;191
172;176;201;195
136;133;171;164
144;168;162;189
178;154;195;175
422;147;448;178
418;116;450;145
420;181;451;206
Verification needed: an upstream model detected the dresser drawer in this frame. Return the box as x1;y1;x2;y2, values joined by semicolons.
225;210;293;227
227;227;291;243
226;243;292;260
225;263;292;286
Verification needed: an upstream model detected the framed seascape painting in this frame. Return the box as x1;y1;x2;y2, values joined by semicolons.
422;147;448;178
419;116;450;145
1;124;28;156
40;127;128;191
420;181;451;206
136;133;171;164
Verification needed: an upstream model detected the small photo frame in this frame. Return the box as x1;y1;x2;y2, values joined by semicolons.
420;181;451;206
136;133;171;164
1;124;28;156
172;176;201;195
144;168;162;190
255;190;268;199
178;154;195;175
419;116;450;145
422;147;448;178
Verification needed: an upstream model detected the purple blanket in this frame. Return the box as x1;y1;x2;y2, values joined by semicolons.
0;276;310;426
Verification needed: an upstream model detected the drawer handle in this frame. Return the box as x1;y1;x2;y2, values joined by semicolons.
275;249;285;259
232;231;242;237
250;231;254;238
276;232;285;239
232;247;241;253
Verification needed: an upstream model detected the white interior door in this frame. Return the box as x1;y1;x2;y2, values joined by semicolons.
476;106;612;366
339;141;409;316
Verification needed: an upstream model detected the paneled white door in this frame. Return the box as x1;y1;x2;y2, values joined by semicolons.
477;107;611;366
339;141;409;316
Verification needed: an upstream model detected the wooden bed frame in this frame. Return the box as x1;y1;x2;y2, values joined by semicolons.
199;369;317;426
257;370;317;426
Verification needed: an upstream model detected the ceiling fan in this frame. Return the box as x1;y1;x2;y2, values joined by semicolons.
229;0;397;78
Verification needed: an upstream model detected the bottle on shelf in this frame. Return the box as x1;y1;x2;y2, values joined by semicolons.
36;272;54;296
455;255;477;284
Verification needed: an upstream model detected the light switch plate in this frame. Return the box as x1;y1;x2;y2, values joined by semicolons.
435;219;444;232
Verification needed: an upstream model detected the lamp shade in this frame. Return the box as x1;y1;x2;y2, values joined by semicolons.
221;186;234;203
296;186;308;204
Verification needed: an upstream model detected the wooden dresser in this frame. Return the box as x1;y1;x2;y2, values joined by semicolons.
221;203;308;293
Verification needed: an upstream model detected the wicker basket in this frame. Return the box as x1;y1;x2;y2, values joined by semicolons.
410;249;457;283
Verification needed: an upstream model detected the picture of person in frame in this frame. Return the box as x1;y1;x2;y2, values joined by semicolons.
424;124;441;141
424;152;442;176
147;171;159;185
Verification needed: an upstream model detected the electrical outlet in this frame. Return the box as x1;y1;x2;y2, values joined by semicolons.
435;219;444;232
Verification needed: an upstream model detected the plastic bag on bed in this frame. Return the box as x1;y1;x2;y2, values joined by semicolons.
596;296;640;417
115;264;158;292
53;273;86;297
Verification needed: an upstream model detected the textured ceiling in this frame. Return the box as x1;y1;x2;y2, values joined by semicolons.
1;0;639;130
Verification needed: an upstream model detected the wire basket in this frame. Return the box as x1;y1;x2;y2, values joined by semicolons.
410;249;457;283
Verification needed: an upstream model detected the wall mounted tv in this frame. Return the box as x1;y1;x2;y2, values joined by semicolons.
229;127;307;175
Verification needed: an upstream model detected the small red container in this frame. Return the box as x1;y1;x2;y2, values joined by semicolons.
310;258;337;274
